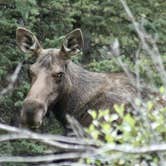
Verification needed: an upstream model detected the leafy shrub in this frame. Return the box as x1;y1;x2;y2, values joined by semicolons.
86;88;166;165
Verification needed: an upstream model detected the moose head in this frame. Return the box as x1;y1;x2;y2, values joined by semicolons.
16;27;84;129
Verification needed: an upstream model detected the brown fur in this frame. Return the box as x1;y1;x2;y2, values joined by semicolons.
16;28;144;129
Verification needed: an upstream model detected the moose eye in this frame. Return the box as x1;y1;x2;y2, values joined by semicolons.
52;72;64;80
57;72;63;78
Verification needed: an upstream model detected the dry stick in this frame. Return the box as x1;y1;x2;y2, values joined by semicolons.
0;143;166;163
0;123;95;145
66;115;90;138
96;144;166;154
39;162;90;166
0;123;94;151
0;134;89;151
0;62;23;98
135;43;142;99
110;39;136;87
112;56;144;112
0;152;86;163
0;123;166;163
0;133;95;146
110;42;143;111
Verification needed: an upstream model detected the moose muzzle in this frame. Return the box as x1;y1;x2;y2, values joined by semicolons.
20;99;46;129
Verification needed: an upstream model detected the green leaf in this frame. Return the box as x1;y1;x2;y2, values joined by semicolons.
159;86;165;94
147;101;154;111
114;104;124;117
88;110;97;119
124;114;135;128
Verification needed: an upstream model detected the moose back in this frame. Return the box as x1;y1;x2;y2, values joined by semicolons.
17;27;141;129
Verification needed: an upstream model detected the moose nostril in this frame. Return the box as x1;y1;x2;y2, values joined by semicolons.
22;102;45;117
20;101;45;129
20;115;42;129
22;100;45;111
30;121;41;129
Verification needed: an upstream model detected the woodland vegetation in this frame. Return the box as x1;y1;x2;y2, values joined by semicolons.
0;0;166;165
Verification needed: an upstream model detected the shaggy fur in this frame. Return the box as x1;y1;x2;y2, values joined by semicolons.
16;27;147;129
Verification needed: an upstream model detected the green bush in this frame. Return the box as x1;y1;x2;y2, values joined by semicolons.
86;89;166;165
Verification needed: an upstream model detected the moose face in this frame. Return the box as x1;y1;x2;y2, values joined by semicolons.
16;27;83;129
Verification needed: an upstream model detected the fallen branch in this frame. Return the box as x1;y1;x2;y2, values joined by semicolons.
0;123;95;151
0;122;166;164
96;143;166;154
0;152;85;163
39;162;90;166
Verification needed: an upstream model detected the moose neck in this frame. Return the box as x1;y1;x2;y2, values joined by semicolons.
57;61;107;115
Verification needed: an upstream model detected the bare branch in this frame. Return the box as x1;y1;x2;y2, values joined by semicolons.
96;143;166;154
39;162;90;166
0;122;166;164
0;152;85;163
119;0;166;86
0;123;95;151
0;62;23;97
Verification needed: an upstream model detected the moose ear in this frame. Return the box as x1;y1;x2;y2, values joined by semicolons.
16;27;41;54
60;28;84;58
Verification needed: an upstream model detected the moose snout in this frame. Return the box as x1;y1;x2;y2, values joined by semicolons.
20;100;46;129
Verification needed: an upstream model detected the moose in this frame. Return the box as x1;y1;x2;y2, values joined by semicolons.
16;27;146;129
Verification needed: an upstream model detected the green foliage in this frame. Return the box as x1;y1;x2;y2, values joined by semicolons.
86;92;166;165
87;60;121;72
0;140;47;155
